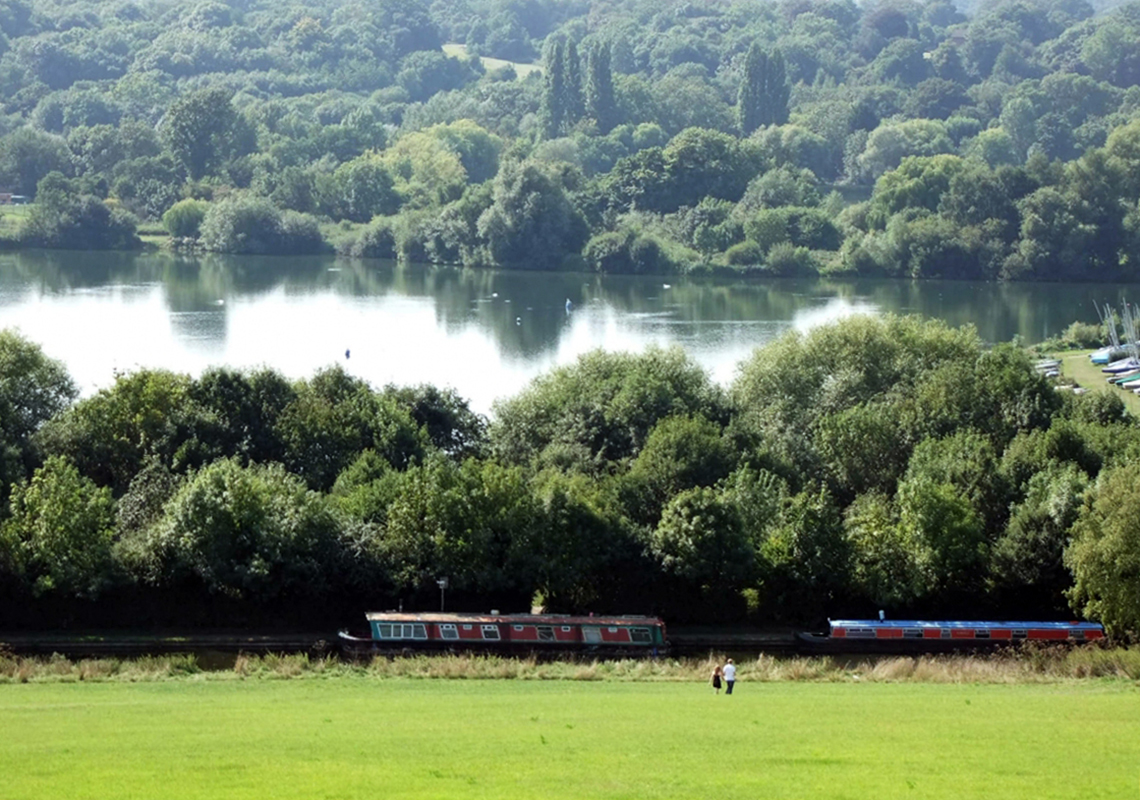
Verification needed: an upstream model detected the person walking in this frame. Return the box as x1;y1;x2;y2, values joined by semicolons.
711;664;723;694
723;658;736;694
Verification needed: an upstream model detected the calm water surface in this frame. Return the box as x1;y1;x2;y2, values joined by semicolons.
1;250;1135;412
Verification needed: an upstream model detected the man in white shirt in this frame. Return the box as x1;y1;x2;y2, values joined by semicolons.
723;659;736;694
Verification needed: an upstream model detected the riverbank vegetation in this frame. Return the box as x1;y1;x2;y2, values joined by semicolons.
4;646;1140;683
3;315;1140;634
3;0;1140;278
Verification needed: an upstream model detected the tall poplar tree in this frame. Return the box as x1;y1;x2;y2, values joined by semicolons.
585;42;618;134
541;38;567;139
765;48;790;127
563;39;584;128
738;43;767;136
737;43;790;135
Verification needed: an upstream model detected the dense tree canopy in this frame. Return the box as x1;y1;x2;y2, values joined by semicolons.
0;0;1138;279
3;312;1137;630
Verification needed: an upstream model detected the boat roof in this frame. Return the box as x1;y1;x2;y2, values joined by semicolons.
366;612;663;626
830;619;1103;630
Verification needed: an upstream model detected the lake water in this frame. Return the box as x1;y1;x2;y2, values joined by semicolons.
1;249;1135;412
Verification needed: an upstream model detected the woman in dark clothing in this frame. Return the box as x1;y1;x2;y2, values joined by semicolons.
711;665;723;694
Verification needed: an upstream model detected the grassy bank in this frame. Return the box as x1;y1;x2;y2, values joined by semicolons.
2;676;1137;799
4;647;1140;684
1047;348;1140;415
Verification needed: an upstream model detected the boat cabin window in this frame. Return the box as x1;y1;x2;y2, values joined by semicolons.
513;625;524;631
561;626;572;632
377;623;427;640
902;628;922;639
481;625;501;640
608;627;618;633
537;626;555;642
462;624;473;630
439;624;459;640
846;627;875;638
630;628;652;643
1069;629;1085;640
975;630;990;639
583;627;602;644
1012;629;1027;639
940;629;951;638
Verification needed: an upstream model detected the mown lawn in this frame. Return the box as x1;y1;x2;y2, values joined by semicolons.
2;678;1137;799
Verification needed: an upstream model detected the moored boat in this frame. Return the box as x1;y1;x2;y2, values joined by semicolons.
796;619;1105;653
339;611;669;655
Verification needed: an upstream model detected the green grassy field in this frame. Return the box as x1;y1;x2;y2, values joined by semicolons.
442;42;543;78
2;678;1137;799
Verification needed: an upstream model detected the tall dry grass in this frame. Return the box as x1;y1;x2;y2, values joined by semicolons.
3;645;1139;684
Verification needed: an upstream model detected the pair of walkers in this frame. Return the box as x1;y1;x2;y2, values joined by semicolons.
710;659;736;694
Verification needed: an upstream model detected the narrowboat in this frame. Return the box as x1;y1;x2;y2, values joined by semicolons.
339;611;668;655
797;619;1105;653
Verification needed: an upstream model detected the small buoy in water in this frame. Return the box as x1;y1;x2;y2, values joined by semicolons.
215;299;225;306
565;298;573;312
516;317;521;325
492;292;499;298
345;349;350;359
662;284;671;289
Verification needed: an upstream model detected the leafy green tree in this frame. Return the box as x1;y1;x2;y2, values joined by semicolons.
896;474;987;599
0;127;72;196
425;120;503;184
19;174;140;251
1065;462;1140;635
36;369;194;495
142;459;341;603
854;119;954;183
324;157;400;223
491;347;726;472
275;366;426;491
377;131;468;209
761;484;849;619
396;51;480;103
476;160;588;267
381;456;541;601
563;38;584;127
186;367;295;467
624;414;737;524
162;198;208;238
199;195;325;255
658;127;758;211
992;464;1087;613
585;42;619;134
532;470;646;611
844;491;925;609
161;87;241;180
738;44;790;136
1;456;115;598
582;228;674;274
652;486;755;594
0;329;76;512
732;315;982;479
382;384;487;460
541;37;568;139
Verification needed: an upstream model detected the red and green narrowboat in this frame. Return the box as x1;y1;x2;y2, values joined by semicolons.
339;611;668;655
